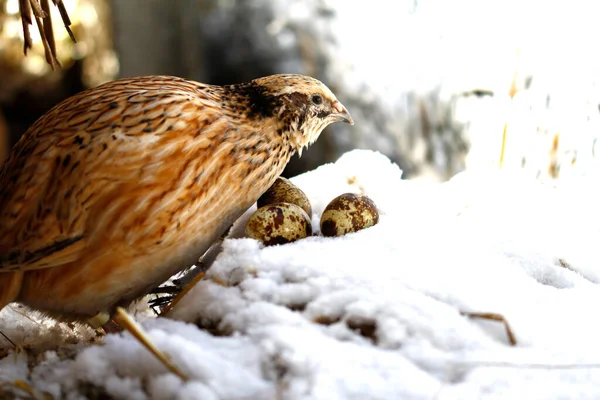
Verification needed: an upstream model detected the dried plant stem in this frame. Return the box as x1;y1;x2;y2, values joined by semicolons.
160;272;206;316
19;0;76;68
461;311;517;346
113;307;188;381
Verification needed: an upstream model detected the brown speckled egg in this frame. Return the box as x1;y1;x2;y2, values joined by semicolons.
246;202;312;246
258;177;312;216
320;193;379;237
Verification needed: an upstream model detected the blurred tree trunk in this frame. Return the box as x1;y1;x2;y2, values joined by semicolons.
109;0;207;80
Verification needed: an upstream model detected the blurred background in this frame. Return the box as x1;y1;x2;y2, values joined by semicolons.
1;0;599;182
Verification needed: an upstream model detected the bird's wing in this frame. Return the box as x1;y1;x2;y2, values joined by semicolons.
0;76;224;271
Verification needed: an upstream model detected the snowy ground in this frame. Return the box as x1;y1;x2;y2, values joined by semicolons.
3;149;600;399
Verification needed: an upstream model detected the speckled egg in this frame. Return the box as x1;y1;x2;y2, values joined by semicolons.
320;193;379;237
257;177;312;216
246;202;312;246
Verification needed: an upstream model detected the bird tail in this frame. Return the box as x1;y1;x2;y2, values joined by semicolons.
0;271;23;312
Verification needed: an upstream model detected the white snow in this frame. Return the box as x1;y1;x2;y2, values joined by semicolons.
3;149;600;399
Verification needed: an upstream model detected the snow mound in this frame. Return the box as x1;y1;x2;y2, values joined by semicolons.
3;149;600;399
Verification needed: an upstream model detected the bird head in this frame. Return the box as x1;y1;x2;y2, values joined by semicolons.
239;74;353;156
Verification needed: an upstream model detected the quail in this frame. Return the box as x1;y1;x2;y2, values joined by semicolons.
0;74;353;326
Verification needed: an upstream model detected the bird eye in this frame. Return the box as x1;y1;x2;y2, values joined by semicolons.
311;94;323;105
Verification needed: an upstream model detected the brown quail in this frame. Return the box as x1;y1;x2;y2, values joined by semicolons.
0;74;353;325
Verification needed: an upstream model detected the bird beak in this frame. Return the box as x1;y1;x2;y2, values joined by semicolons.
330;101;354;125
